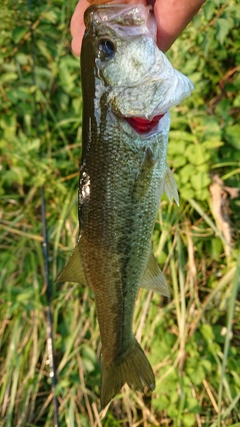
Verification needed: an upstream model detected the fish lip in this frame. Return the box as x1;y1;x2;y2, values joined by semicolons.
125;113;166;135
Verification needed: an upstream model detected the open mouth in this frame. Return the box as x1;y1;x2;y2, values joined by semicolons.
125;113;165;134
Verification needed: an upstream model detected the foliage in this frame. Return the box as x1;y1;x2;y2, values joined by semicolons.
0;0;239;426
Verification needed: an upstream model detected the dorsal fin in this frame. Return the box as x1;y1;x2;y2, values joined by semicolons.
55;241;87;285
141;251;170;297
164;166;179;205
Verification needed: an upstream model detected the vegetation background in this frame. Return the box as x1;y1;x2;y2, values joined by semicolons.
0;0;239;426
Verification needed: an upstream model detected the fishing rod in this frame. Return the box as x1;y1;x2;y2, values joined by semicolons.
27;0;59;425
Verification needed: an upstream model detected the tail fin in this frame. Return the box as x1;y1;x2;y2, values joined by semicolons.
100;338;155;409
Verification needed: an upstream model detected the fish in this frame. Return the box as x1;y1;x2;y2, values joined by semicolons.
56;3;193;409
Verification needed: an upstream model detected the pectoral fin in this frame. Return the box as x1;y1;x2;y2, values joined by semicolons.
55;242;87;285
133;147;156;201
141;252;170;297
164;166;179;206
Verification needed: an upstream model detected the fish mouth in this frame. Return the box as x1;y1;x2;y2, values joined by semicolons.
125;113;166;134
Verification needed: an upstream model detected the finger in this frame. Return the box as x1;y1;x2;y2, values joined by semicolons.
154;0;205;52
70;0;89;37
71;27;86;56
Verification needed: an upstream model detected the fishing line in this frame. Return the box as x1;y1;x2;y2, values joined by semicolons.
27;0;59;425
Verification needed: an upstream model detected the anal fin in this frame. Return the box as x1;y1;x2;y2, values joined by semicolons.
141;251;170;297
55;241;87;285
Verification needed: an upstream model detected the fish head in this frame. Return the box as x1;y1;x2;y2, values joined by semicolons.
82;4;193;136
83;4;157;84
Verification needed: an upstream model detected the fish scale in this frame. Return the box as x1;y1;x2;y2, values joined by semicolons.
57;3;193;409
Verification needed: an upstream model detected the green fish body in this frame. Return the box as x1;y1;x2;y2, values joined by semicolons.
57;4;193;409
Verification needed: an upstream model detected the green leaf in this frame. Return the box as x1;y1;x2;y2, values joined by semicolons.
224;125;240;149
186;397;201;414
15;53;29;65
152;395;169;411
200;324;215;342
42;11;58;23
185;144;210;166
204;1;216;20
182;414;196;427
202;117;222;142
194;187;209;201
191;172;211;191
173;155;187;168
202;140;223;149
201;359;212;373
1;72;18;83
217;18;230;45
179;164;195;184
187;364;206;385
12;27;27;44
233;93;240;107
212;0;223;6
166;404;178;419
210;237;223;260
180;185;195;200
36;40;52;61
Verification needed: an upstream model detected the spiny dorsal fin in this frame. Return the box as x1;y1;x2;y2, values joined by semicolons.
141;251;170;297
55;241;87;285
164;165;179;206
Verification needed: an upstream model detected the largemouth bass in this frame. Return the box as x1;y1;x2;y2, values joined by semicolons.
57;4;193;409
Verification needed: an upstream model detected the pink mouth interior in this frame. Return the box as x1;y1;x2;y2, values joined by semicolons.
125;113;165;134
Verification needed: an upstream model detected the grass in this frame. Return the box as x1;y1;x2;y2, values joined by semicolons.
0;0;240;426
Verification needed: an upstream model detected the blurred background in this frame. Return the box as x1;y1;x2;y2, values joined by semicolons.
0;0;239;426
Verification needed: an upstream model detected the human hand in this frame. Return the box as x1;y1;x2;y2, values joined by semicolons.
70;0;205;56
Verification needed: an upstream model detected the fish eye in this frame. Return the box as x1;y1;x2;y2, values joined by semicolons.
98;39;115;60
